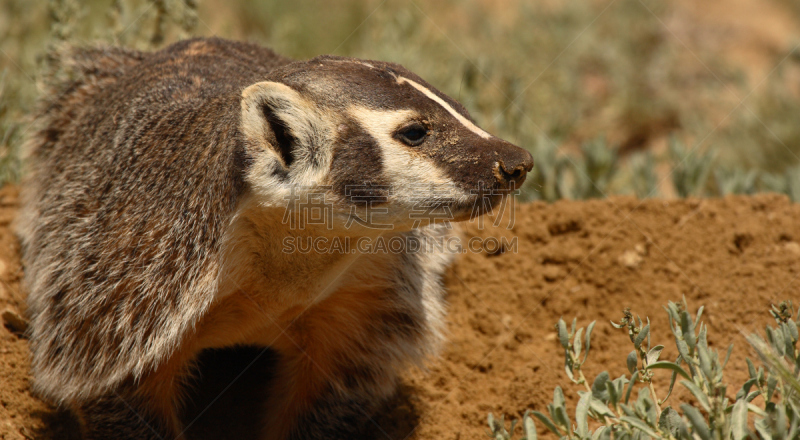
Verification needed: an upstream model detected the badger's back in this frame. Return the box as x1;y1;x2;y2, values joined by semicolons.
19;38;290;402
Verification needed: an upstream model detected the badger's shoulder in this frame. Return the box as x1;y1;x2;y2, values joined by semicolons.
20;38;290;403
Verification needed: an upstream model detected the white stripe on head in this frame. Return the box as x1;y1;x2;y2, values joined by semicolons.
396;76;491;139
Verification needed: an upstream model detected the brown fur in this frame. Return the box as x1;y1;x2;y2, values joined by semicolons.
19;37;532;439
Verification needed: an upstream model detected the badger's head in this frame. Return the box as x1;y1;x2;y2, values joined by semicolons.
240;56;533;233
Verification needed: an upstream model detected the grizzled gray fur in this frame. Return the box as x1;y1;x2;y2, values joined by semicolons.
19;37;532;439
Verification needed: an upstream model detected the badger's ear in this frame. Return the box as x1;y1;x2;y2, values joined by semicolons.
240;81;329;169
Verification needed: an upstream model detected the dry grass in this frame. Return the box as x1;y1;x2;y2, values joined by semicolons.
1;0;799;199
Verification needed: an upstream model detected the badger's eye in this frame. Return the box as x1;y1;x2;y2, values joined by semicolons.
395;123;428;146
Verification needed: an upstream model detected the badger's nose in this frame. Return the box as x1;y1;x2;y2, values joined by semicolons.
493;143;534;189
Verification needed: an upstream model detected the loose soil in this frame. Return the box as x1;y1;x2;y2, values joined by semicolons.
1;186;798;439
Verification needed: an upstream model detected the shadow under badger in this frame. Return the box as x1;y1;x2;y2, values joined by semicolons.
19;38;532;440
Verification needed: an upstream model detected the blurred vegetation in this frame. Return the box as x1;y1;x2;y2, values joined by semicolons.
1;0;800;201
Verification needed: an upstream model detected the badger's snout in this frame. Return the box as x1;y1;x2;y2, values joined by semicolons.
492;141;534;189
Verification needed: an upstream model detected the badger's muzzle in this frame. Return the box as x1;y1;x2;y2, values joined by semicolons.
491;140;534;190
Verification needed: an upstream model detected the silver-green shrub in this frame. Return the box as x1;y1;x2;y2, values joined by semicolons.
488;299;800;440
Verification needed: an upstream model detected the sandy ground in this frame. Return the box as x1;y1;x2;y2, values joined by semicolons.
1;186;798;439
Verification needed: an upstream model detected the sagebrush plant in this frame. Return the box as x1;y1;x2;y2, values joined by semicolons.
487;299;800;440
521;135;800;202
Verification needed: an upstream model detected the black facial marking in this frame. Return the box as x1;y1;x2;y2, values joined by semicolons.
329;123;388;204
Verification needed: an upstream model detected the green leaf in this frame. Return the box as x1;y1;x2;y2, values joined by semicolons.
680;380;711;412
665;303;678;330
646;361;691;380
698;323;708;350
658;357;681;405
775;402;788;440
523;413;537;440
736;378;753;401
584;321;596;364
646;345;664;366
605;380;619;407
681;404;711;440
745;390;761;403
746;358;757;379
553;386;565;409
627;350;638;374
634;324;649;349
620;416;660;437
694;305;704;330
697;345;713;381
736;377;756;399
619;403;636;417
590;397;615;418
591;426;609;440
565;355;575;381
661;369;678;404
574;327;584;361
773;326;786;356
637;387;657;426
767;376;778;402
576;391;591;438
787;319;799;341
557;318;569;349
755;418;773;440
731;398;748;440
680;310;697;351
675;338;692;367
658;406;683;437
550;387;570;431
592;372;610;402
554;405;570;432
747;402;767;417
625;370;639;405
788;411;800;440
611;376;629;407
781;322;795;355
722;344;734;370
531;411;561;437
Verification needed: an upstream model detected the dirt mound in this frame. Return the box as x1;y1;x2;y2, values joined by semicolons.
387;194;798;439
1;188;798;439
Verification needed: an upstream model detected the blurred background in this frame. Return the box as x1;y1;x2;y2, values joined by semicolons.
1;0;799;201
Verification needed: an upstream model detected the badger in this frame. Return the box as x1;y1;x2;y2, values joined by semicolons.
18;37;532;439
